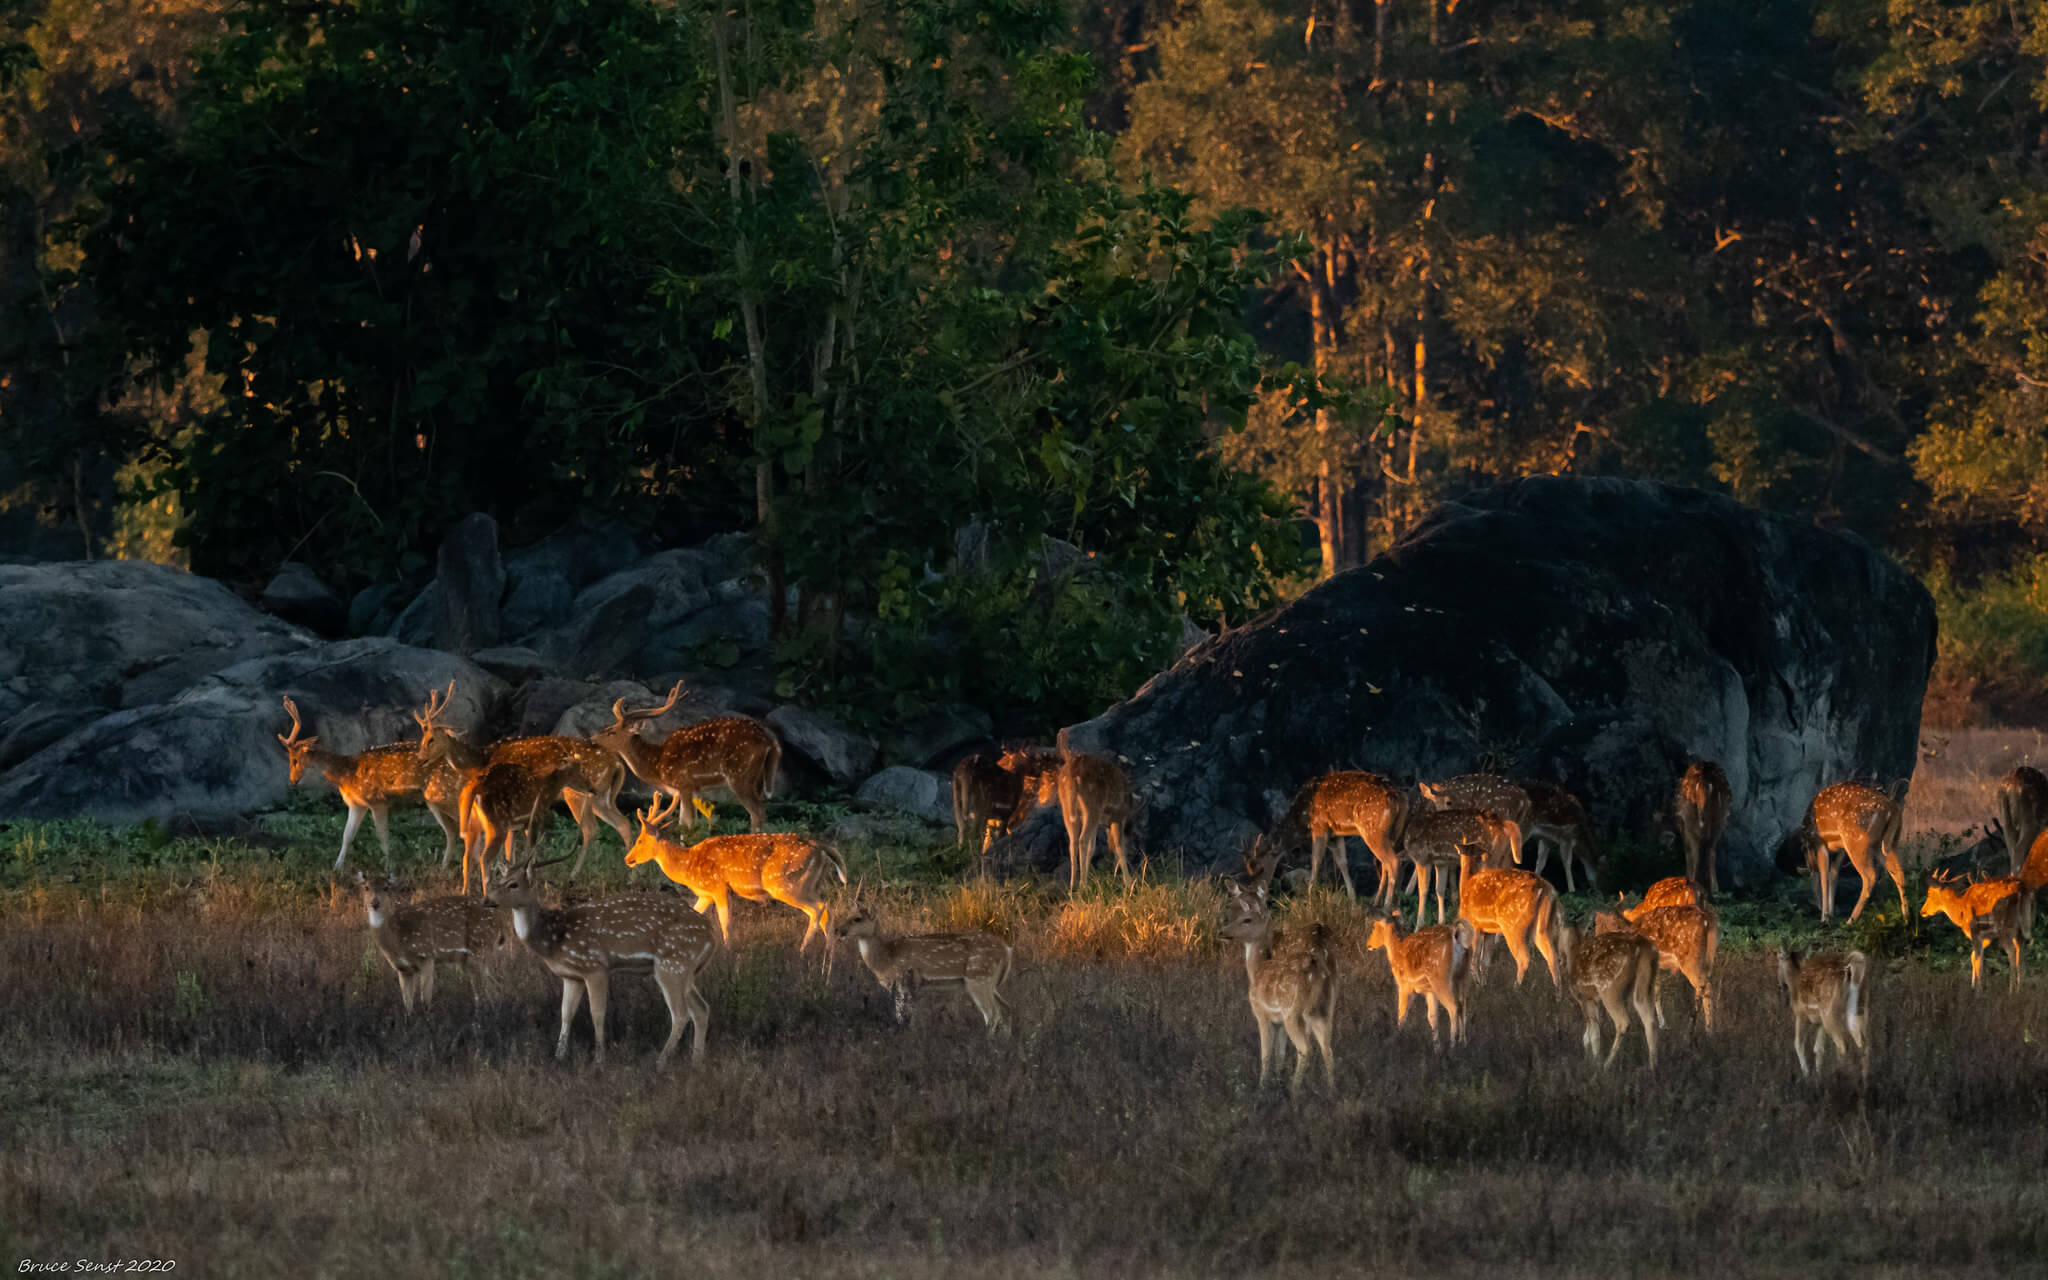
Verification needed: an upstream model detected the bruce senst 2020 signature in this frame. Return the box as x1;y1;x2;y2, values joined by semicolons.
18;1263;175;1274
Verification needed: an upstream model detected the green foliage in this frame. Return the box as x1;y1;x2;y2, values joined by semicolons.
1925;553;2048;695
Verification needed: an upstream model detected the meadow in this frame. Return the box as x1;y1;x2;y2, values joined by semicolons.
4;747;2048;1279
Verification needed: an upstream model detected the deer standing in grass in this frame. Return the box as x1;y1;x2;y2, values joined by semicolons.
591;683;781;832
1401;809;1523;927
1419;773;1533;828
835;889;1016;1033
1996;766;2048;876
1809;781;1909;922
1517;780;1601;893
1921;871;2034;990
1218;882;1338;1088
1366;914;1476;1050
279;695;447;871
358;873;505;1013
1623;876;1706;921
952;752;1022;855
1776;948;1869;1080
1057;750;1135;893
485;858;717;1066
1457;867;1562;988
1558;921;1661;1069
1594;902;1718;1031
1675;760;1731;897
623;794;846;956
1251;771;1410;905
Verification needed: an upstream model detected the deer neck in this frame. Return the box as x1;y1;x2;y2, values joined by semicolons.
1239;926;1274;984
434;731;488;773
603;730;663;785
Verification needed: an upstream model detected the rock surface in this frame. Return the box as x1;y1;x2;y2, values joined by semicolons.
433;513;505;653
260;562;347;636
856;766;954;825
766;705;879;786
995;477;1938;885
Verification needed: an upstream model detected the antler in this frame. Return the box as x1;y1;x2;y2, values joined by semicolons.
278;695;305;747
413;679;456;732
608;679;685;731
639;791;680;829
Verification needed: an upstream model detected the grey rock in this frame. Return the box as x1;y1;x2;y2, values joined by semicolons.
572;548;727;633
899;703;995;769
469;645;555;683
0;702;101;771
260;562;346;636
388;583;439;646
501;523;640;636
766;705;878;786
348;583;405;638
854;766;953;825
533;583;653;677
513;677;601;737
434;513;505;653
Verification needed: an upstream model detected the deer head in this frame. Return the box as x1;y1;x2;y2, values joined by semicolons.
277;696;318;783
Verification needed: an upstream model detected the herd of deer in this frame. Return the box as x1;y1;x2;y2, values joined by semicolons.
282;684;2043;1086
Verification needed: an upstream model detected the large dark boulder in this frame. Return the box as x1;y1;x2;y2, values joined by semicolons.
433;513;505;653
995;477;1937;885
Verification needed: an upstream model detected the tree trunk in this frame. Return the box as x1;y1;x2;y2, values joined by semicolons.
1310;247;1344;578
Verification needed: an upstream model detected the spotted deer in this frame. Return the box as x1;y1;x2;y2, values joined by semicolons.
1057;750;1136;893
1622;876;1706;922
1457;867;1562;988
278;696;435;870
1250;771;1411;905
1921;871;2034;990
1809;781;1909;922
1518;780;1601;893
834;889;1015;1033
623;794;846;956
1594;902;1718;1031
357;873;505;1013
1558;921;1660;1069
485;858;717;1066
952;752;1022;854
1996;766;2048;876
1366;914;1477;1049
1419;773;1532;826
1219;882;1338;1088
591;682;782;832
1401;809;1523;928
1675;760;1732;897
1776;948;1870;1080
2024;827;2048;892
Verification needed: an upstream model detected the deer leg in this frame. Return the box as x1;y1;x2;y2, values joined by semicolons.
557;979;586;1060
1845;850;1878;923
1331;831;1357;900
2011;937;2024;991
1531;838;1551;881
1560;840;1578;893
1791;1016;1812;1078
396;969;417;1015
336;804;370;870
369;803;393;864
1254;1013;1275;1085
1308;830;1329;891
968;979;1003;1034
1971;943;1986;990
1502;928;1533;985
583;970;611;1066
742;786;768;834
1883;846;1908;919
430;806;460;868
1598;990;1632;1069
712;890;733;947
563;790;596;878
1310;1012;1335;1085
1411;864;1430;929
1634;977;1658;1070
1423;994;1443;1049
1284;1015;1314;1091
420;960;438;1010
1533;923;1562;990
1109;822;1133;882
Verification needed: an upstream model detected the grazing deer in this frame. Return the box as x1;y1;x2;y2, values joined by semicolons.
623;795;846;955
1366;914;1477;1050
1457;867;1562;989
952;752;1022;854
1251;771;1410;905
278;696;433;870
1809;781;1909;922
1594;903;1718;1031
1996;766;2048;876
1776;948;1869;1080
1219;882;1338;1087
1622;876;1706;923
1419;773;1532;825
1558;921;1660;1069
1400;809;1523;927
485;858;717;1066
1518;780;1601;892
1057;750;1136;893
835;890;1015;1033
1675;760;1732;897
591;683;781;832
357;874;505;1013
1921;871;2034;990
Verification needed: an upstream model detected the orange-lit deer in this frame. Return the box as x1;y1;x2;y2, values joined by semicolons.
623;794;846;956
1219;882;1338;1087
1401;809;1523;927
1996;766;2048;876
1252;771;1411;905
1457;867;1562;988
357;873;505;1013
1622;876;1706;922
835;888;1015;1033
1921;871;2034;990
1558;920;1661;1069
1519;779;1601;893
279;695;433;871
952;752;1022;854
485;857;717;1066
1776;948;1870;1080
1675;760;1731;897
1057;750;1136;893
1419;773;1532;824
1594;902;1718;1031
1366;913;1477;1050
1809;781;1909;922
591;683;781;832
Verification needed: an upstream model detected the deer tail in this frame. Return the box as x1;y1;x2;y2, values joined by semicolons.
1450;918;1478;984
761;736;784;801
1845;950;1870;1019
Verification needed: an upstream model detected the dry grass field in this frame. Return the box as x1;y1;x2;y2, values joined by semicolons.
5;759;2048;1278
1905;725;2048;840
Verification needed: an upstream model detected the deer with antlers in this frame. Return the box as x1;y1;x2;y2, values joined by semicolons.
1457;866;1562;988
1558;920;1661;1069
1921;871;2034;990
1776;948;1870;1080
485;856;718;1066
1996;766;2048;876
591;682;781;832
1057;750;1136;893
1809;780;1909;922
357;873;505;1013
1517;779;1601;893
279;695;444;871
1594;901;1718;1031
1399;809;1523;928
1249;771;1410;905
835;888;1016;1033
1219;881;1338;1088
1366;913;1477;1050
623;795;846;956
1675;760;1732;898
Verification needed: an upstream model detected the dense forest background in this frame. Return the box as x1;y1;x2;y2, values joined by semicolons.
4;0;2048;729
